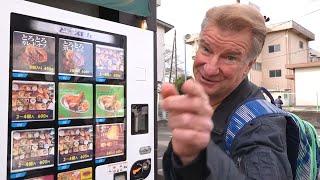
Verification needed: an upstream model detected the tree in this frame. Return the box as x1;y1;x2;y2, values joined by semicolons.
163;48;185;83
174;75;193;94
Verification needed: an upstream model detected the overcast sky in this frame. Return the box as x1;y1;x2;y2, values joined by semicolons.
157;0;320;75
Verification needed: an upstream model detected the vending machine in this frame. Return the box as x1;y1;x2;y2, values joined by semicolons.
0;0;155;179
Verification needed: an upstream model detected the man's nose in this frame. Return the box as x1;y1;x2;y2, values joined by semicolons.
204;55;220;76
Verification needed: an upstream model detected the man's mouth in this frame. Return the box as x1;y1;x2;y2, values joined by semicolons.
198;73;220;85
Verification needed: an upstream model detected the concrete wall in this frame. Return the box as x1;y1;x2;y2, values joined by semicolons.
295;67;320;106
249;68;262;86
157;26;166;82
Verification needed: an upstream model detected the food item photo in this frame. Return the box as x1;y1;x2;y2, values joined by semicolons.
12;31;55;74
58;83;93;120
12;81;55;122
96;44;124;79
58;126;93;165
58;39;93;77
11;128;55;172
96;85;124;118
95;123;125;159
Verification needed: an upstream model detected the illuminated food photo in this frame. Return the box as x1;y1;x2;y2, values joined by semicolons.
11;128;55;172
57;167;92;180
96;44;124;79
96;85;124;118
58;126;93;165
12;81;55;121
95;123;125;158
58;83;93;120
58;39;93;77
12;31;55;74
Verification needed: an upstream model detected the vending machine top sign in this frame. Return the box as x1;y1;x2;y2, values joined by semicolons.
0;1;155;180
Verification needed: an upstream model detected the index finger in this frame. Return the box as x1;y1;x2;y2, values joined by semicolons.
181;79;208;100
161;83;179;99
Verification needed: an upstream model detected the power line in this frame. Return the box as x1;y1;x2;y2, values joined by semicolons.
265;7;320;32
263;8;320;47
299;8;320;18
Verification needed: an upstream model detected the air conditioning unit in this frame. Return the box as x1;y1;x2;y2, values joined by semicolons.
185;34;191;40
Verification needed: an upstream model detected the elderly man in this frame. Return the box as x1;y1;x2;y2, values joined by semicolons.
161;4;293;180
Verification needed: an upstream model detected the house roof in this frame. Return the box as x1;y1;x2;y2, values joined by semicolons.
267;20;315;41
157;19;174;33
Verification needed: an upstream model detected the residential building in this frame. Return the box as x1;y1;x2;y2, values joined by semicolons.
184;21;320;106
185;33;199;78
157;19;174;83
156;19;174;121
253;20;318;106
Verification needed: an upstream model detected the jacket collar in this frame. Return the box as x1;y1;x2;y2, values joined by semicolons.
211;78;259;134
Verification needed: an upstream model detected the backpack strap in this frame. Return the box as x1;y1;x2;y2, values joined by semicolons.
225;98;320;180
260;87;275;105
225;98;287;155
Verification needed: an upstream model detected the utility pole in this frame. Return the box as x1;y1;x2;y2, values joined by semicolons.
169;30;176;83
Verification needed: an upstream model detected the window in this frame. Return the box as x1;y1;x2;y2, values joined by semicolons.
299;41;304;49
269;70;281;77
252;62;262;71
268;44;281;53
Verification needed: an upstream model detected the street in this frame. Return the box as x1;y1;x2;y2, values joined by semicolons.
157;124;171;179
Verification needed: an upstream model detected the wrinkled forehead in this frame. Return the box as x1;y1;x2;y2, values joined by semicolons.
200;26;251;49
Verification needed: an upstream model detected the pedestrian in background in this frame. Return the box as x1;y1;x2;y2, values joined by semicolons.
275;95;284;109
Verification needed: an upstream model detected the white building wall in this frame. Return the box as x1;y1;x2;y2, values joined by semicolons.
157;26;166;82
295;67;320;106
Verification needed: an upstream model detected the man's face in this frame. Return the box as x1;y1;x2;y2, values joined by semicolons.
193;25;254;103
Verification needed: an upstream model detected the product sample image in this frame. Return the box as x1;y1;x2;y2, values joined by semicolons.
96;85;124;118
95;123;125;159
58;126;93;165
12;81;55;122
58;83;93;120
59;38;93;77
96;44;124;79
11;128;55;172
12;31;55;74
57;167;92;180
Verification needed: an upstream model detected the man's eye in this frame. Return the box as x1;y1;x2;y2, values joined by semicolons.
200;45;211;54
226;55;237;61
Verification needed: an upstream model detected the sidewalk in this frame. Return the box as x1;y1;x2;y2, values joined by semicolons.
284;106;320;112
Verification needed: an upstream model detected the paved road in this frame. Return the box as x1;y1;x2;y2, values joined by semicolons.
157;125;171;179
